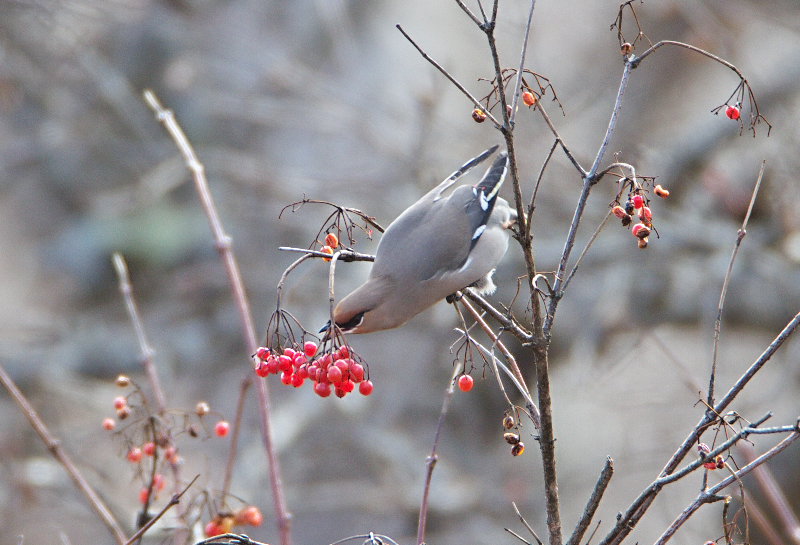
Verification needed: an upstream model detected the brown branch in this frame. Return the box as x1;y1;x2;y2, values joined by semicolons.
395;24;502;130
655;429;800;545
708;161;765;406
124;474;199;545
417;362;463;545
142;89;292;545
513;501;544;545
566;457;614;545
0;363;128;544
599;311;800;545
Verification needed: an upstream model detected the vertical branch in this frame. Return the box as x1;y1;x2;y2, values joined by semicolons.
417;363;463;545
142;89;292;545
708;161;765;406
0;363;128;545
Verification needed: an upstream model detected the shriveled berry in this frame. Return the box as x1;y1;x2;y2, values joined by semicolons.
102;418;116;431
502;414;515;429
639;206;653;224
315;382;332;398
188;424;200;438
726;105;740;120
117;406;131;420
215;421;230;437
522;91;537;107
612;205;629;220
631;223;650;239
143;442;156;456
127;447;143;463
511;442;526;456
620;42;633;55
113;396;127;410
325;232;339;248
303;341;318;358
472;108;487;123
115;375;131;388
320;245;334;262
458;374;474;392
504;432;520;445
637;237;648;249
358;380;374;396
195;401;210;416
697;442;711;455
654;184;670;199
624;200;635;215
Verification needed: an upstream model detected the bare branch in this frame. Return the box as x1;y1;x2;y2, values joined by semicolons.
708;161;766;405
123;474;199;545
566;457;614;545
0;363;128;544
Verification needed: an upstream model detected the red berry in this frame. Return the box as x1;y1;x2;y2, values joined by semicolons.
281;371;293;385
335;387;347;398
139;487;150;505
337;346;350;359
522;91;537;107
143;442;156;456
325;232;339;248
327;365;343;384
292;354;307;367
153;473;166;491
726;105;740;120
205;521;224;537
631;223;650;239
349;362;365;382
113;396;127;410
164;446;178;463
297;365;309;379
632;194;644;209
266;356;279;374
127;447;143;463
303;341;318;358
314;382;332;397
215;421;230;437
639;206;653;224
358;380;374;396
255;347;270;360
458;374;474;392
255;360;270;377
341;379;355;393
291;374;305;388
278;355;293;373
283;347;296;358
102;418;116;431
703;461;717;470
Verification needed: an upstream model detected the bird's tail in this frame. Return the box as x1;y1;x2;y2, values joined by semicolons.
430;145;499;201
475;151;509;202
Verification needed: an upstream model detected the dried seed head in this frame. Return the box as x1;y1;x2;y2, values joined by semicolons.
503;432;521;445
620;42;633;55
195;401;210;417
115;375;131;388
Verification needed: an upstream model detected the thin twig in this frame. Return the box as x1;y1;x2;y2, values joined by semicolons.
738;441;800;544
708;161;765;406
566;457;614;545
509;0;538;126
599;311;800;545
513;501;544;545
528;139;558;218
396;24;502;130
655;429;800;545
416;362;463;545
561;210;613;293
463;288;534;344
534;103;586;177
112;253;167;412
221;376;250;507
278;246;376;263
0;363;128;544
124;475;200;545
142;89;292;545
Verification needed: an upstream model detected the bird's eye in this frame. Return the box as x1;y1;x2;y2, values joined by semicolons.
337;312;365;331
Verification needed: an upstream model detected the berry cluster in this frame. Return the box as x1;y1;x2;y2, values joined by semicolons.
697;442;725;470
253;342;373;398
502;412;525;457
319;232;339;262
205;505;264;537
611;183;669;249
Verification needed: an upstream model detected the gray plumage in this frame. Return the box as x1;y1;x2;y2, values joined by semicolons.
332;147;515;334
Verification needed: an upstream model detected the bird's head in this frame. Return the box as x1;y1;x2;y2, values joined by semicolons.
319;276;401;335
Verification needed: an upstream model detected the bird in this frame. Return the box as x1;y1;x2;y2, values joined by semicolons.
328;145;515;334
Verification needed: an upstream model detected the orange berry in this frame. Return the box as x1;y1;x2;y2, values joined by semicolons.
611;205;628;220
239;505;264;526
102;418;116;431
143;442;156;456
521;91;537;107
654;184;670;199
511;442;526;456
325;232;339;248
504;432;520;445
320;245;334;262
113;396;127;410
620;42;633;55
127;447;143;463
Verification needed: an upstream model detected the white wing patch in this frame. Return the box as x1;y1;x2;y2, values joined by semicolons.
472;224;486;240
479;190;489;211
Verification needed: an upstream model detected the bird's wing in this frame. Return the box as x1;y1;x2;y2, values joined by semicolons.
463;151;509;249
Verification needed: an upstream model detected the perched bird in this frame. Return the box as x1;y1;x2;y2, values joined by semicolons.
330;146;515;334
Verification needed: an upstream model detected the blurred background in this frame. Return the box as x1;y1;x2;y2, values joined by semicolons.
1;0;799;544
